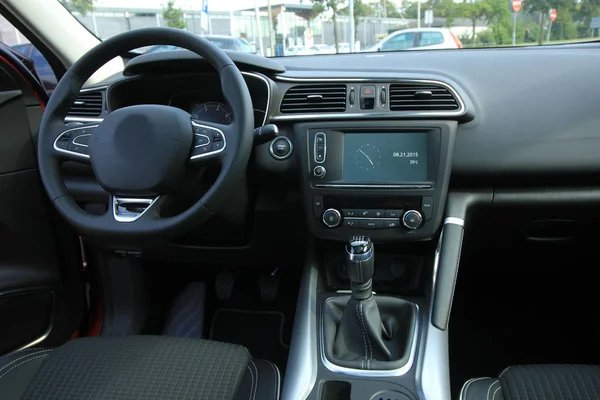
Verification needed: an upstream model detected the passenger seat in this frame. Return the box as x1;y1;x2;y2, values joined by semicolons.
461;364;600;399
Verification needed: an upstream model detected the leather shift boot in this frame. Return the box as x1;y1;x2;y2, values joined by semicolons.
322;295;417;371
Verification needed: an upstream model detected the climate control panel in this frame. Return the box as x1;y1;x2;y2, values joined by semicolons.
313;195;433;232
322;208;423;230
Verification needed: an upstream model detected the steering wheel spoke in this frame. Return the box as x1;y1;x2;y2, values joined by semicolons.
189;121;229;162
112;195;161;223
53;124;97;163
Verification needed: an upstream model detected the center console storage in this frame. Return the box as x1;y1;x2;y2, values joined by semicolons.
294;121;457;241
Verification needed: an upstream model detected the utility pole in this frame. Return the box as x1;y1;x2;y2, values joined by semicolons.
267;0;275;56
349;0;355;52
254;0;265;56
512;11;516;45
383;0;387;19
417;0;421;28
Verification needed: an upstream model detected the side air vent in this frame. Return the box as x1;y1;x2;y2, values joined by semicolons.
389;82;459;112
67;91;104;117
280;84;347;113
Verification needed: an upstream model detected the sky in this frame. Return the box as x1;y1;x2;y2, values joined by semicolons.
93;0;304;12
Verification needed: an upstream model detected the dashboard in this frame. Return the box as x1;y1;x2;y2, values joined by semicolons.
63;45;600;244
107;70;270;129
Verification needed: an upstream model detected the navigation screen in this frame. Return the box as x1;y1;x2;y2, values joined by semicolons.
343;133;428;183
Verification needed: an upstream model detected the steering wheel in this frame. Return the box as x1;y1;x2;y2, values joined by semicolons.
37;28;254;241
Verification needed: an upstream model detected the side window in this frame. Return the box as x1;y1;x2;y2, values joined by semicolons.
418;32;444;47
381;33;415;51
0;14;57;93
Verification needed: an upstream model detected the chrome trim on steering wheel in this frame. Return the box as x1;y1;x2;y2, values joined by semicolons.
53;125;97;159
113;196;159;222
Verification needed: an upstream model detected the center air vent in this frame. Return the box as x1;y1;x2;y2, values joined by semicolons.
389;82;459;112
280;84;347;113
67;91;104;118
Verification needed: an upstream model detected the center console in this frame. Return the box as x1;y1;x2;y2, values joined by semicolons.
295;121;457;241
282;120;462;400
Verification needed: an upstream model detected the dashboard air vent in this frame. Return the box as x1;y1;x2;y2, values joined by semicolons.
389;82;459;112
280;84;347;113
67;91;104;117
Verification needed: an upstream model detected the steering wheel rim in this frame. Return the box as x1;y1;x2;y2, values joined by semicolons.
38;27;254;241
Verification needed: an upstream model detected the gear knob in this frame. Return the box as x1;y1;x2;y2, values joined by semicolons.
345;236;374;285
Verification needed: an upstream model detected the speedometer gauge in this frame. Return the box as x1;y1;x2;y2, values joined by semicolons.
190;102;233;125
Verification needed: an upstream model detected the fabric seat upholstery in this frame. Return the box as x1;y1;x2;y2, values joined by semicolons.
461;364;600;400
0;336;279;400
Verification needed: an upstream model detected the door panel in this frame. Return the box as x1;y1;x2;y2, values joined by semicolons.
0;51;80;353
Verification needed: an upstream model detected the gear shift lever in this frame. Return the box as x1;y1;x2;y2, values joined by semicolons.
321;235;417;370
346;236;375;300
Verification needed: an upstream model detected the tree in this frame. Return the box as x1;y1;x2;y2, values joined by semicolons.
339;0;375;34
59;0;94;16
163;0;186;29
310;0;344;52
372;0;403;18
457;1;493;44
523;0;553;44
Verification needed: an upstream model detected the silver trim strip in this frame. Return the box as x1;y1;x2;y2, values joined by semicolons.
444;217;465;226
65;116;104;123
79;85;108;92
273;78;466;120
281;263;319;400
53;125;98;159
345;246;373;262
320;297;420;377
315;183;432;189
7;288;56;352
72;134;91;147
241;71;271;127
269;136;293;160
313;132;326;164
193;134;211;148
112;196;159;223
189;122;227;160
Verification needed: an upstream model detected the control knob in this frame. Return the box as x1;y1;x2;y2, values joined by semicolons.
313;165;326;178
322;208;342;228
402;210;423;230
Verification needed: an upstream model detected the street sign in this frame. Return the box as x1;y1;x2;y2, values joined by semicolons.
424;10;433;25
550;9;557;22
592;17;600;29
511;0;522;12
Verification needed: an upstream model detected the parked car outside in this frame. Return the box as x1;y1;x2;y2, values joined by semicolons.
309;44;336;54
285;45;317;56
146;35;255;54
363;28;462;52
337;42;351;53
11;43;57;92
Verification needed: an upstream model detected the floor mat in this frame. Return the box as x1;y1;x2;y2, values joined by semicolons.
209;309;289;372
162;282;206;338
449;239;600;398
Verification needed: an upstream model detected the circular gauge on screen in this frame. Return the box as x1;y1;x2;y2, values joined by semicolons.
191;102;233;125
354;144;381;171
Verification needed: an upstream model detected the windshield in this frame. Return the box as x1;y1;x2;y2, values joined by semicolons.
56;0;600;56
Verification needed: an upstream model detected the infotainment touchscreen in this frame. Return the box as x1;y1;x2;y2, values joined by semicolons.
343;133;428;183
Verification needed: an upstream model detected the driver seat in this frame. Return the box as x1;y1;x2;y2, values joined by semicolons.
0;336;280;400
